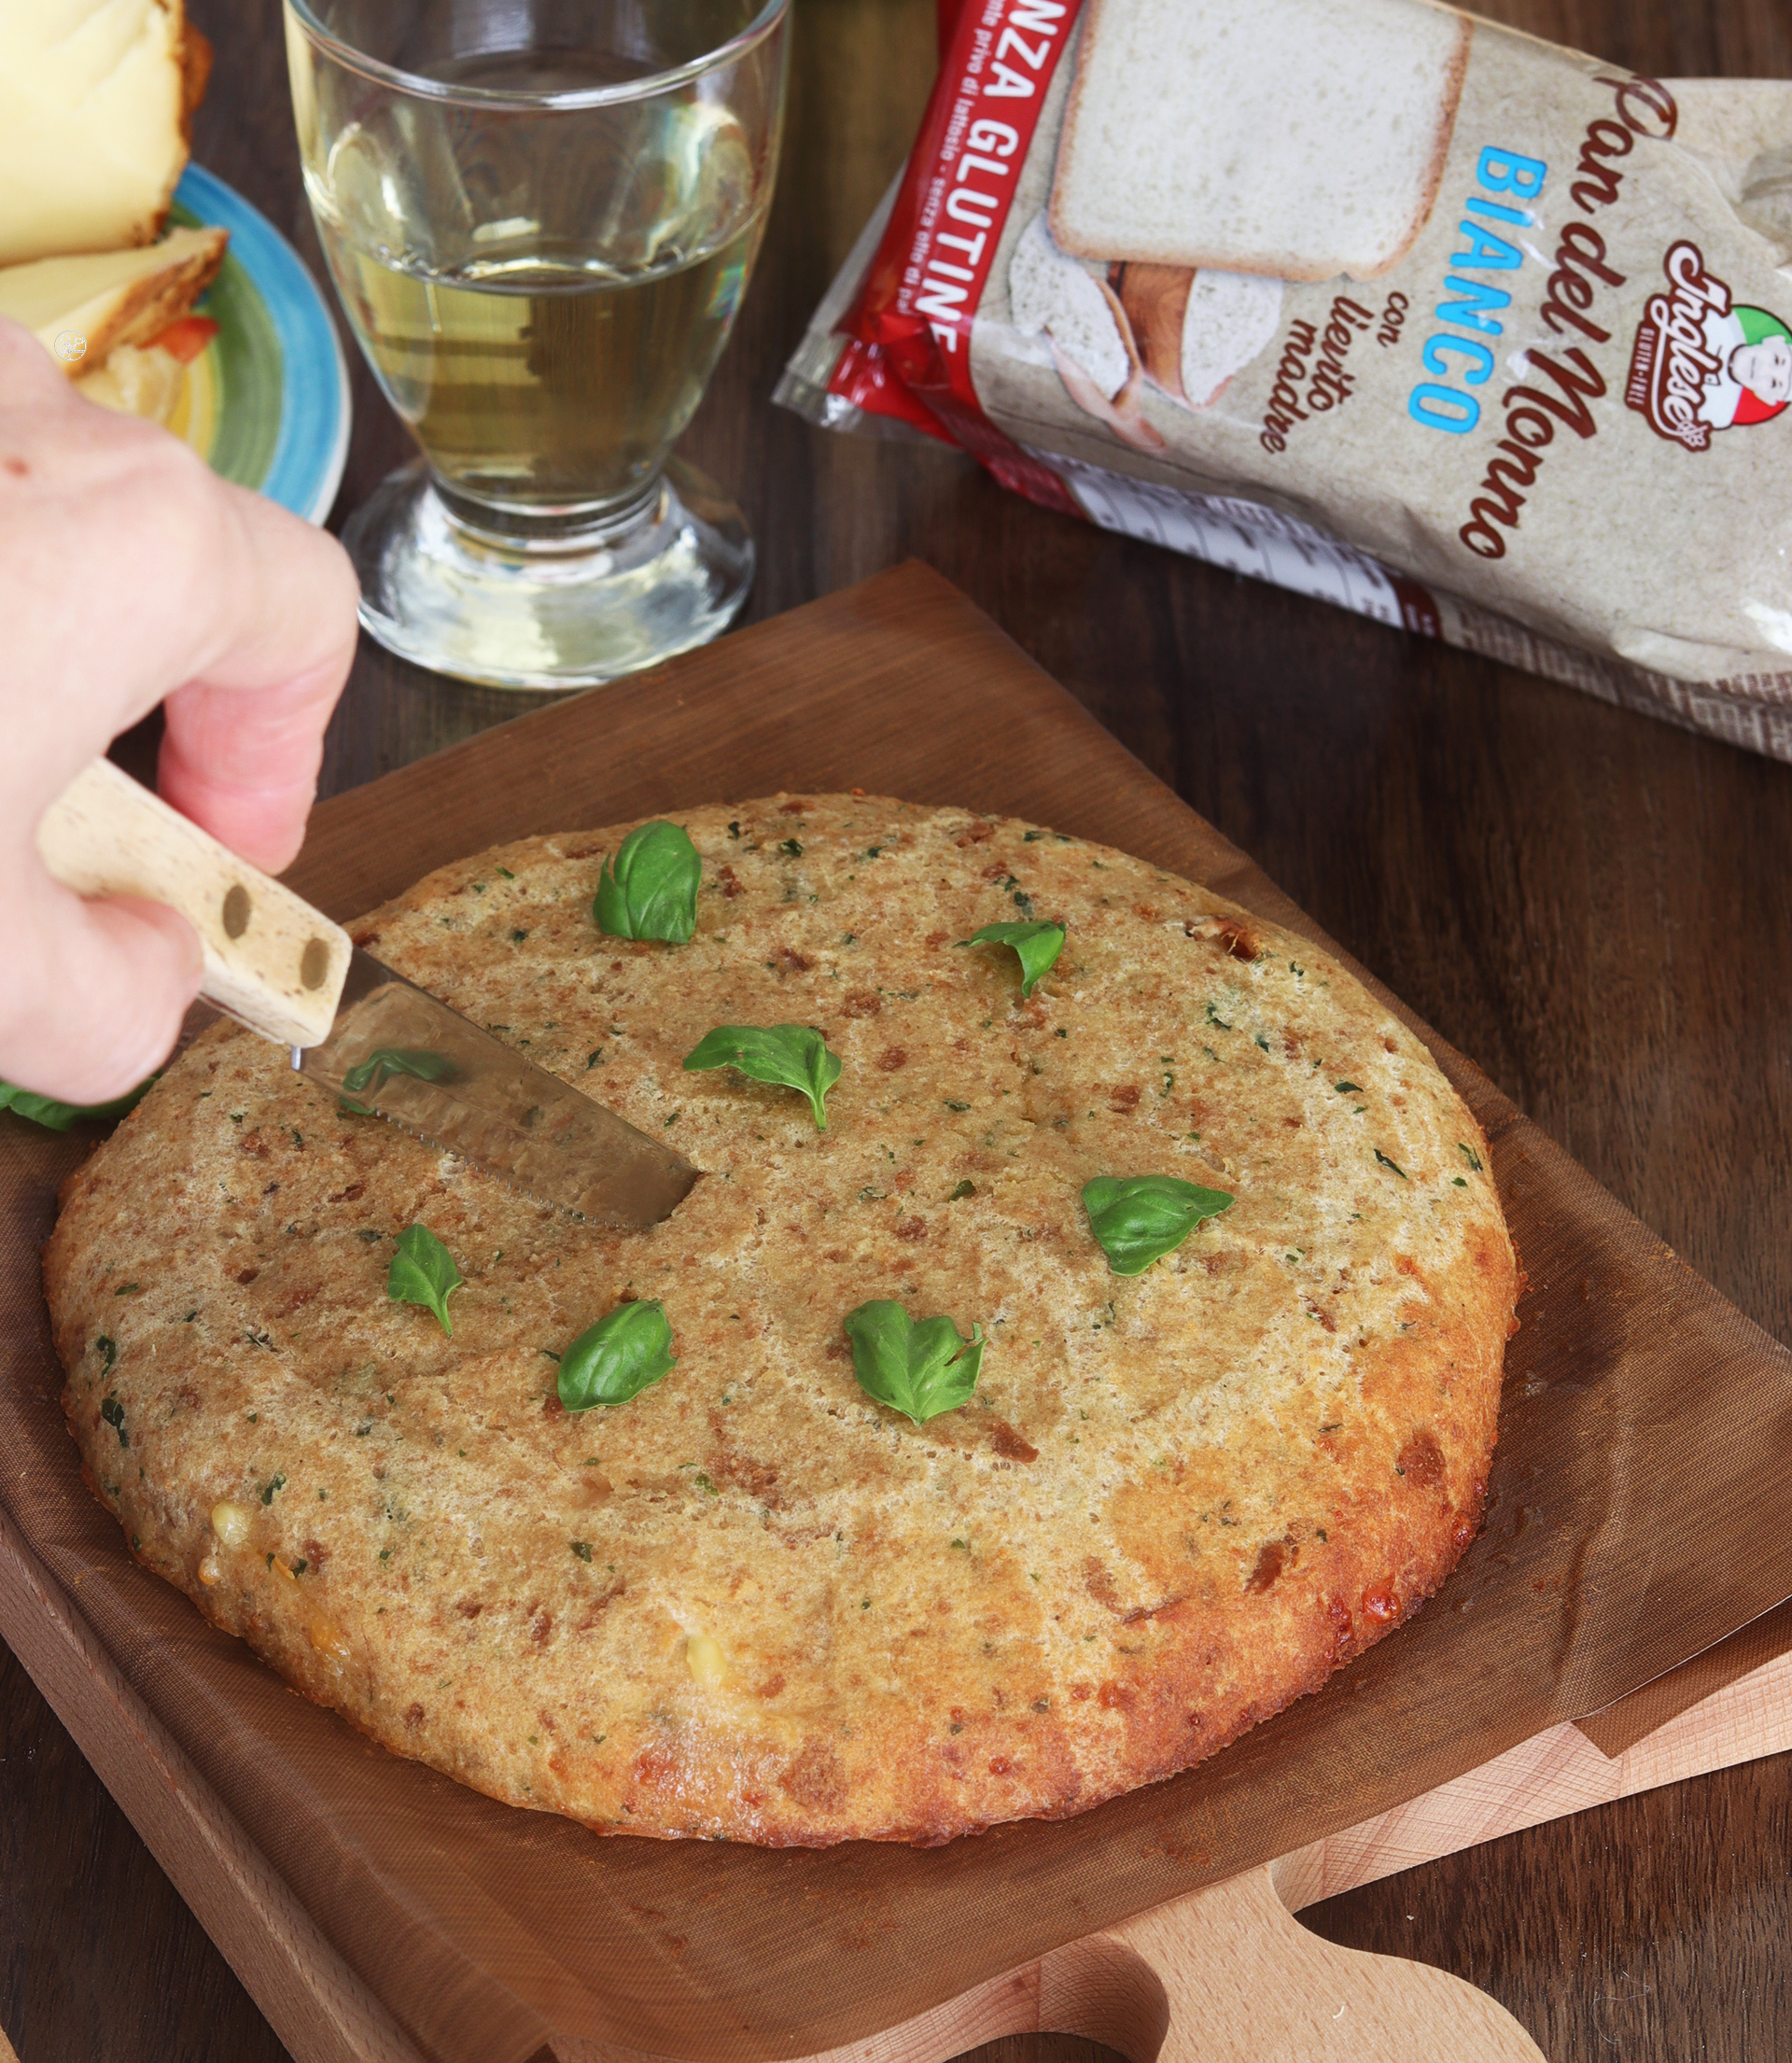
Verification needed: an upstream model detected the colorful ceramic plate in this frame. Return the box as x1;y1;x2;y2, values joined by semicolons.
164;163;350;525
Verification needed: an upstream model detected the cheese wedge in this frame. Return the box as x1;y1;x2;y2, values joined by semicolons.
0;225;227;372
0;0;213;266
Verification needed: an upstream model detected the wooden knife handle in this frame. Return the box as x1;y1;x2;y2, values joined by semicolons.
35;758;352;1049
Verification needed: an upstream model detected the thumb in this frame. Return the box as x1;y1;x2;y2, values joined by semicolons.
3;889;203;1108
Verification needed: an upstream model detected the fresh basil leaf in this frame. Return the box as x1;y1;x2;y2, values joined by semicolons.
962;919;1065;999
594;821;701;943
0;1074;157;1132
558;1299;677;1410
843;1299;985;1425
683;1023;842;1129
341;1048;455;1096
1082;1174;1234;1276
387;1224;464;1335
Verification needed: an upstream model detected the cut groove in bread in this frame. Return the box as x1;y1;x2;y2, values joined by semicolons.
1051;0;1472;283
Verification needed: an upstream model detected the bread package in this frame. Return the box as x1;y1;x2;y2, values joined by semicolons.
777;0;1792;762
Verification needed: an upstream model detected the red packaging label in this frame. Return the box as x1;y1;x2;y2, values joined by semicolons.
833;0;1086;515
861;0;1081;409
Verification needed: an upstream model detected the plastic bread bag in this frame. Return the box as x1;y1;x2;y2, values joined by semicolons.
777;0;1792;762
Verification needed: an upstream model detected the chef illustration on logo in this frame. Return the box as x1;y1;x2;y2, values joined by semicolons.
1627;241;1791;450
1699;302;1792;428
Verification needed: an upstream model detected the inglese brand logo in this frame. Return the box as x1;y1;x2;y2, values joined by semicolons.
1627;243;1791;450
52;330;88;364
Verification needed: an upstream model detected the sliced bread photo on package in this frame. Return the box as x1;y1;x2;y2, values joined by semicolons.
1113;264;1287;409
1177;272;1287;405
1009;213;1165;446
1050;0;1472;281
776;0;1792;767
1009;212;1131;397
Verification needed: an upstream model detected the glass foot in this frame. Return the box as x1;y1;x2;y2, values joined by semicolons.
342;456;753;690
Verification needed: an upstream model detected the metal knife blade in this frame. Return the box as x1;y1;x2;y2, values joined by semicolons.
295;950;700;1228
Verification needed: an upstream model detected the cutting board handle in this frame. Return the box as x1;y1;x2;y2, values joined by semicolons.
35;758;351;1049
1061;1862;1547;2062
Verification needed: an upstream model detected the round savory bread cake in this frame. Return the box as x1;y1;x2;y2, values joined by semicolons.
45;795;1516;1845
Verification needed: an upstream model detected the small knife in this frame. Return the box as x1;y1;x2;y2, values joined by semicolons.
35;759;700;1228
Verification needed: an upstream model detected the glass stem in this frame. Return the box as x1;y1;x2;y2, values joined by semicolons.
431;470;668;554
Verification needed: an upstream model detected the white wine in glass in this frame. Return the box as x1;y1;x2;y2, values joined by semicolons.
287;8;788;688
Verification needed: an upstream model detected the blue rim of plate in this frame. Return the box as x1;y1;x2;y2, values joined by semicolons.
173;162;351;526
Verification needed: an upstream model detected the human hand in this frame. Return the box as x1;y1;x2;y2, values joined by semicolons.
0;319;360;1107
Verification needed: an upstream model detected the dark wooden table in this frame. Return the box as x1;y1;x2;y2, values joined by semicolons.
7;0;1792;2057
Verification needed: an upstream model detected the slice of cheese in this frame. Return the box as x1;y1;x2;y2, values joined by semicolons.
0;224;227;371
0;0;212;266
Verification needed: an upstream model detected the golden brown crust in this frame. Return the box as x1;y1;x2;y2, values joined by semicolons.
180;21;215;134
1112;262;1192;401
1353;15;1473;283
142;2;209;249
44;799;1514;1845
105;228;228;362
49;228;230;377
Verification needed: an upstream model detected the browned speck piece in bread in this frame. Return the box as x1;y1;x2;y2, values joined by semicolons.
44;798;1515;1845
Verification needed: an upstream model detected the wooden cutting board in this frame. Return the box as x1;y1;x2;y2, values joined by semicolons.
4;1489;1786;2063
4;564;1789;2063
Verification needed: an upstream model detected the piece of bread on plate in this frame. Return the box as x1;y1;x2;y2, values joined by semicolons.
0;0;213;266
1051;0;1471;283
0;225;228;421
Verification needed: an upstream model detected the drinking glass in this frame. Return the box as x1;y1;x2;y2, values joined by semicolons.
285;0;788;688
